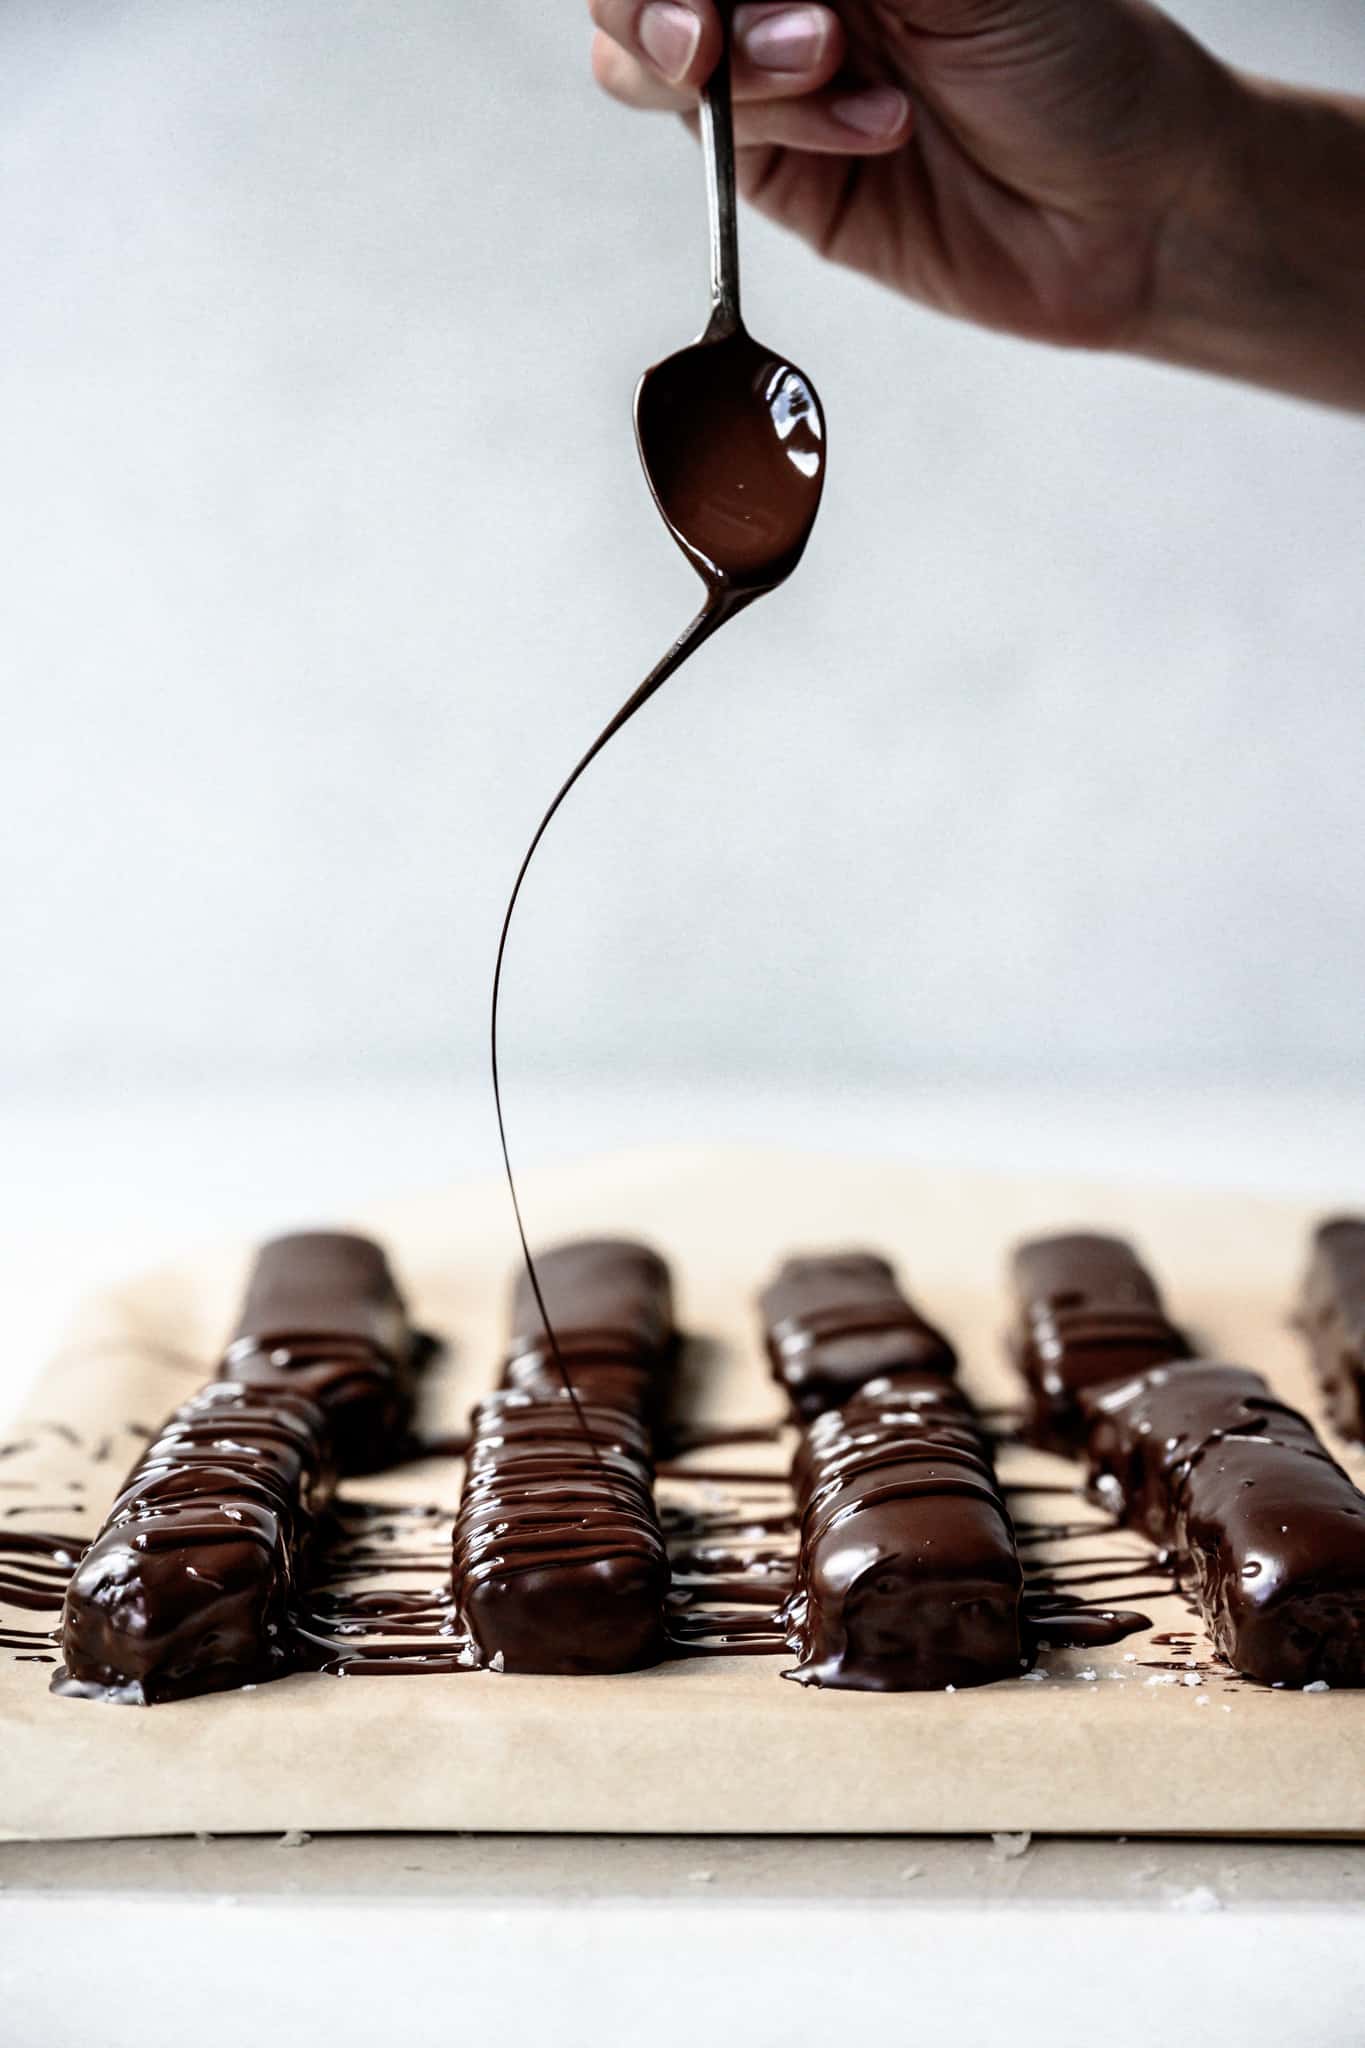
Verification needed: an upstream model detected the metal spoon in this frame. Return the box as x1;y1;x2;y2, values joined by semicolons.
491;8;826;1382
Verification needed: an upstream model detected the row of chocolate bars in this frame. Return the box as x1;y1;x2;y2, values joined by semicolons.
57;1217;1365;1703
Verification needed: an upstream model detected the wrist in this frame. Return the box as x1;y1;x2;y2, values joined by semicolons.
1141;72;1365;410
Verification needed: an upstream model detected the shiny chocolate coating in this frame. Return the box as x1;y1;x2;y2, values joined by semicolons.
1297;1216;1365;1442
219;1231;419;1472
501;1237;676;1424
1081;1360;1365;1687
759;1250;956;1421
1010;1231;1190;1445
56;1382;333;1704
783;1374;1026;1691
451;1390;669;1676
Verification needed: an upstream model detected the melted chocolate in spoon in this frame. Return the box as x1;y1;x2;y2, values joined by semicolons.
491;16;825;1393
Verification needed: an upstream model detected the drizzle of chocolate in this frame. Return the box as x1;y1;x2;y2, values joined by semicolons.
1297;1215;1365;1443
490;129;824;1460
450;1391;670;1676
1009;1232;1190;1448
55;1381;335;1704
784;1374;1028;1691
759;1250;956;1423
1081;1359;1365;1687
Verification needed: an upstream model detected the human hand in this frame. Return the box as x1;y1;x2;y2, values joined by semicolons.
589;0;1236;352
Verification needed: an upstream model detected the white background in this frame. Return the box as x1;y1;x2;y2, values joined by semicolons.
2;0;1363;1108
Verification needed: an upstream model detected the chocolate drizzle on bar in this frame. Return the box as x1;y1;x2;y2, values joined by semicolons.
1297;1216;1365;1443
219;1230;423;1473
782;1373;1027;1690
56;1382;335;1703
56;1231;421;1703
452;1392;669;1674
760;1251;956;1422
1010;1232;1190;1446
1081;1360;1365;1687
501;1238;677;1433
449;1238;677;1674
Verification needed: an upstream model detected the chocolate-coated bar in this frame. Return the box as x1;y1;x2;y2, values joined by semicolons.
451;1389;669;1674
1297;1216;1365;1442
57;1382;333;1704
219;1230;419;1471
783;1373;1026;1691
1081;1360;1365;1687
1010;1231;1189;1443
759;1251;956;1421
501;1237;676;1426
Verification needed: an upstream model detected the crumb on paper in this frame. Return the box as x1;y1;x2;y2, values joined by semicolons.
990;1832;1032;1862
277;1829;312;1849
1167;1885;1222;1914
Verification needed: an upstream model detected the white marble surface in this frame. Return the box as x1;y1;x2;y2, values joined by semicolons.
1;1834;1363;2047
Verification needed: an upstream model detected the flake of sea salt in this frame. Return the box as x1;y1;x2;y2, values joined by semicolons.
488;1651;506;1674
277;1830;311;1849
1168;1885;1221;1914
990;1833;1032;1862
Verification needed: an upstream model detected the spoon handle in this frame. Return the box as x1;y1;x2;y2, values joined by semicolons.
701;5;742;337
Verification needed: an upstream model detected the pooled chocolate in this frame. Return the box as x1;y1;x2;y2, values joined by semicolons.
1081;1360;1365;1687
219;1231;420;1472
500;1237;676;1426
1297;1216;1365;1443
1010;1231;1190;1444
783;1374;1026;1691
57;1383;333;1704
451;1390;669;1675
759;1251;956;1422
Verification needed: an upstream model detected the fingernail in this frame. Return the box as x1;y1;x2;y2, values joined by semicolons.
830;85;909;138
639;2;702;83
738;5;828;73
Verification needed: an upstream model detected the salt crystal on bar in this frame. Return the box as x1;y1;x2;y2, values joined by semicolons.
1303;1680;1332;1694
488;1651;506;1674
1019;1671;1048;1683
277;1830;311;1849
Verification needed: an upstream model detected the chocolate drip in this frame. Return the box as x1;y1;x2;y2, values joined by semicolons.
1081;1359;1365;1687
218;1231;424;1474
1009;1232;1190;1446
759;1251;956;1422
1297;1216;1365;1443
55;1382;334;1704
783;1374;1027;1691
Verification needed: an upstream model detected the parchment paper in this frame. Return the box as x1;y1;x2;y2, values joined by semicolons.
3;1147;1363;1840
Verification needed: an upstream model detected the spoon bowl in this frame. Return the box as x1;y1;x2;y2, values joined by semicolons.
635;324;825;596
